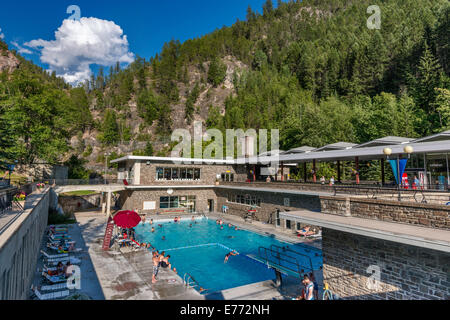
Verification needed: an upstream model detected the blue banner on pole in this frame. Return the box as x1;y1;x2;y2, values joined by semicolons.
389;159;408;184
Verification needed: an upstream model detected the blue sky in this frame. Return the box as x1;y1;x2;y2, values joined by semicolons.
0;0;276;83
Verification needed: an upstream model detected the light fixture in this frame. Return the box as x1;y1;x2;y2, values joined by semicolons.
383;148;392;156
404;146;414;154
167;189;174;195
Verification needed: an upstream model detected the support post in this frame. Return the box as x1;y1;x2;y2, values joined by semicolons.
313;160;317;183
337;160;341;183
303;163;307;183
281;163;284;182
101;192;106;215
106;191;112;218
381;159;385;186
355;157;360;185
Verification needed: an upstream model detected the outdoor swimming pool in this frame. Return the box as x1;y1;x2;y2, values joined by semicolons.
134;218;323;293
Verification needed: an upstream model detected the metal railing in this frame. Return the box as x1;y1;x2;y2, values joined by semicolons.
270;244;314;273
43;179;121;186
258;246;306;277
183;273;207;293
0;188;26;235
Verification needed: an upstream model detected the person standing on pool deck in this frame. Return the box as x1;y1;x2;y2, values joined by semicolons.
152;251;160;283
303;275;315;300
224;251;239;263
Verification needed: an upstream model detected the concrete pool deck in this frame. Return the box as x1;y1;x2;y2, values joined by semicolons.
74;210;323;300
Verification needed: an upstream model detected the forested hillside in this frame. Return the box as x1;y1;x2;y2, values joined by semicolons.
0;0;449;177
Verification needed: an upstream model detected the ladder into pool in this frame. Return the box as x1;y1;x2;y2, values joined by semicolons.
250;245;316;286
183;273;209;294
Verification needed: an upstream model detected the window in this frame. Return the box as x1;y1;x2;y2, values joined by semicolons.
170;196;179;208
187;168;193;180
172;168;179;180
286;220;292;229
156;167;164;180
156;167;201;181
160;196;170;209
221;173;235;182
181;168;187;179
164;168;171;180
160;196;196;213
227;194;261;207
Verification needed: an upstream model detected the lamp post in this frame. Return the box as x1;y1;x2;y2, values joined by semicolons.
7;160;18;187
383;148;401;200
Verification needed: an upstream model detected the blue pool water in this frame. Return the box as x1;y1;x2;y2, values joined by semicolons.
134;218;322;293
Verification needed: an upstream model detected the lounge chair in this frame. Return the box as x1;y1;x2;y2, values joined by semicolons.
50;234;72;241
40;250;68;259
46;243;82;253
305;230;322;239
31;285;69;300
46;256;81;266
40;283;69;292
42;272;67;284
48;239;76;246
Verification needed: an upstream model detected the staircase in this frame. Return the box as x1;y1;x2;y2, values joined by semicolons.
102;217;115;251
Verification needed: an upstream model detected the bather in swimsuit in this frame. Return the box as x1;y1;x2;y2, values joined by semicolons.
153;265;159;276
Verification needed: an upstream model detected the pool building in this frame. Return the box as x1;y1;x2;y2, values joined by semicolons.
109;130;450;300
1;130;450;300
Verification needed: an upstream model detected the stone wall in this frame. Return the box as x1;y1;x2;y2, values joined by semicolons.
322;229;450;300
215;188;321;225
139;162;247;186
58;193;102;213
119;188;217;214
320;196;450;230
0;188;50;300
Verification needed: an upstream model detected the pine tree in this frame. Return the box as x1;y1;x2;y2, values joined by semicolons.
144;142;154;156
100;109;120;145
412;45;444;114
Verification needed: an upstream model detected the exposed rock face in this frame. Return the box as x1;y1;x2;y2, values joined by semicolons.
0;50;20;73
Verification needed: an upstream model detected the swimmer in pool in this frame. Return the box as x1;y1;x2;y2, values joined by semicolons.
224;251;239;263
151;227;155;233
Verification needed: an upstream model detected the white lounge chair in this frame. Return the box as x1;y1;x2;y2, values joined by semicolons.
41;250;68;259
306;230;322;239
41;283;69;292
46;257;81;266
31;285;69;300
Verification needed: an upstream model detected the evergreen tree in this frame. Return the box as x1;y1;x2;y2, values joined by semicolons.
207;57;227;87
100;109;120;145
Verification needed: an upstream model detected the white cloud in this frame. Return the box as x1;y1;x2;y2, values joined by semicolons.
25;17;134;84
0;27;4;40
11;41;32;55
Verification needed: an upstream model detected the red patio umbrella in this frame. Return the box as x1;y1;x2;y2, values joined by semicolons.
113;210;141;228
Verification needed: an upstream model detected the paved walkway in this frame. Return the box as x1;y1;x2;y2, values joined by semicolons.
75;211;202;300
